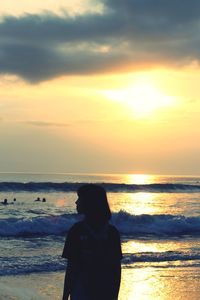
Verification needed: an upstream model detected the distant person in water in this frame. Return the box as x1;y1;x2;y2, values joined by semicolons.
1;199;8;205
42;198;46;202
13;198;16;202
62;184;122;300
35;197;41;202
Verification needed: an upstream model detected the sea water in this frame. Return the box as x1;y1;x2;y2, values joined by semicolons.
0;173;200;299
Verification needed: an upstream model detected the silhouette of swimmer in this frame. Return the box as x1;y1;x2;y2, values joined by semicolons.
13;198;16;202
62;184;122;300
35;197;41;202
42;198;46;202
1;199;8;205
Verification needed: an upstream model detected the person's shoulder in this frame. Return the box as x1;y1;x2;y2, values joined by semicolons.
108;223;119;231
108;224;120;235
68;221;85;234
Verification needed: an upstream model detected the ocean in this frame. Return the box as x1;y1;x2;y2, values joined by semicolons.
0;173;200;300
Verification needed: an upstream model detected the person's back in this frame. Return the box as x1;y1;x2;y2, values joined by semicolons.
62;184;122;300
62;220;122;300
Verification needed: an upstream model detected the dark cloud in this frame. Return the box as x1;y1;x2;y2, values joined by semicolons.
0;0;200;82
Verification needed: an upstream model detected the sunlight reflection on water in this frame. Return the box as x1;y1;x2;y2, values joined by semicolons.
119;266;200;300
125;174;156;185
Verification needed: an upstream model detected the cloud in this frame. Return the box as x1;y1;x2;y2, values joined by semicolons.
26;121;69;127
0;0;200;82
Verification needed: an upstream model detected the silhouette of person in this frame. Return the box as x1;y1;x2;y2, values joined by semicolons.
35;197;41;202
62;184;122;300
42;198;46;202
1;199;8;205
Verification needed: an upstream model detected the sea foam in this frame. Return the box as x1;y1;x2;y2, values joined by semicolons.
0;211;199;237
1;251;200;276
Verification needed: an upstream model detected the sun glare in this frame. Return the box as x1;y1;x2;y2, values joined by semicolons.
104;79;175;118
126;174;154;185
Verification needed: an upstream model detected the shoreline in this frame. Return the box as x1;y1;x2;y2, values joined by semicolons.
0;265;200;300
0;272;64;300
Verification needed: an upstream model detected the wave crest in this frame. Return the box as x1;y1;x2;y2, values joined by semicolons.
0;212;200;237
0;181;199;192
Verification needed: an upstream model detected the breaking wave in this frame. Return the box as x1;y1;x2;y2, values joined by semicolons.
0;211;200;237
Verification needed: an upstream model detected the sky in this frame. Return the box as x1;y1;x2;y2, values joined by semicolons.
0;0;200;175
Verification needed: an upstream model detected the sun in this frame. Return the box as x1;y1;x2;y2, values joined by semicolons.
126;174;154;184
104;79;175;118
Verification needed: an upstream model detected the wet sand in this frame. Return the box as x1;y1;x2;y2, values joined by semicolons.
0;265;199;300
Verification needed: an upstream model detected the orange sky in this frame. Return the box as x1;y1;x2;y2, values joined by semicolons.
0;1;199;174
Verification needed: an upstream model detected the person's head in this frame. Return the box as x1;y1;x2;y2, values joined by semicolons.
76;184;111;224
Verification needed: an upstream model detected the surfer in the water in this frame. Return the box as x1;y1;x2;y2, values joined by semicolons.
62;184;122;300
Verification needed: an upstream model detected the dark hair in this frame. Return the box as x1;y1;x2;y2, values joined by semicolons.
77;184;111;223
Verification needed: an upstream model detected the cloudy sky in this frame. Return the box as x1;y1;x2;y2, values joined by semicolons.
0;0;199;174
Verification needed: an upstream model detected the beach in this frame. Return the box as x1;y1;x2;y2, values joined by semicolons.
1;265;200;300
0;173;200;299
1;1;200;299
